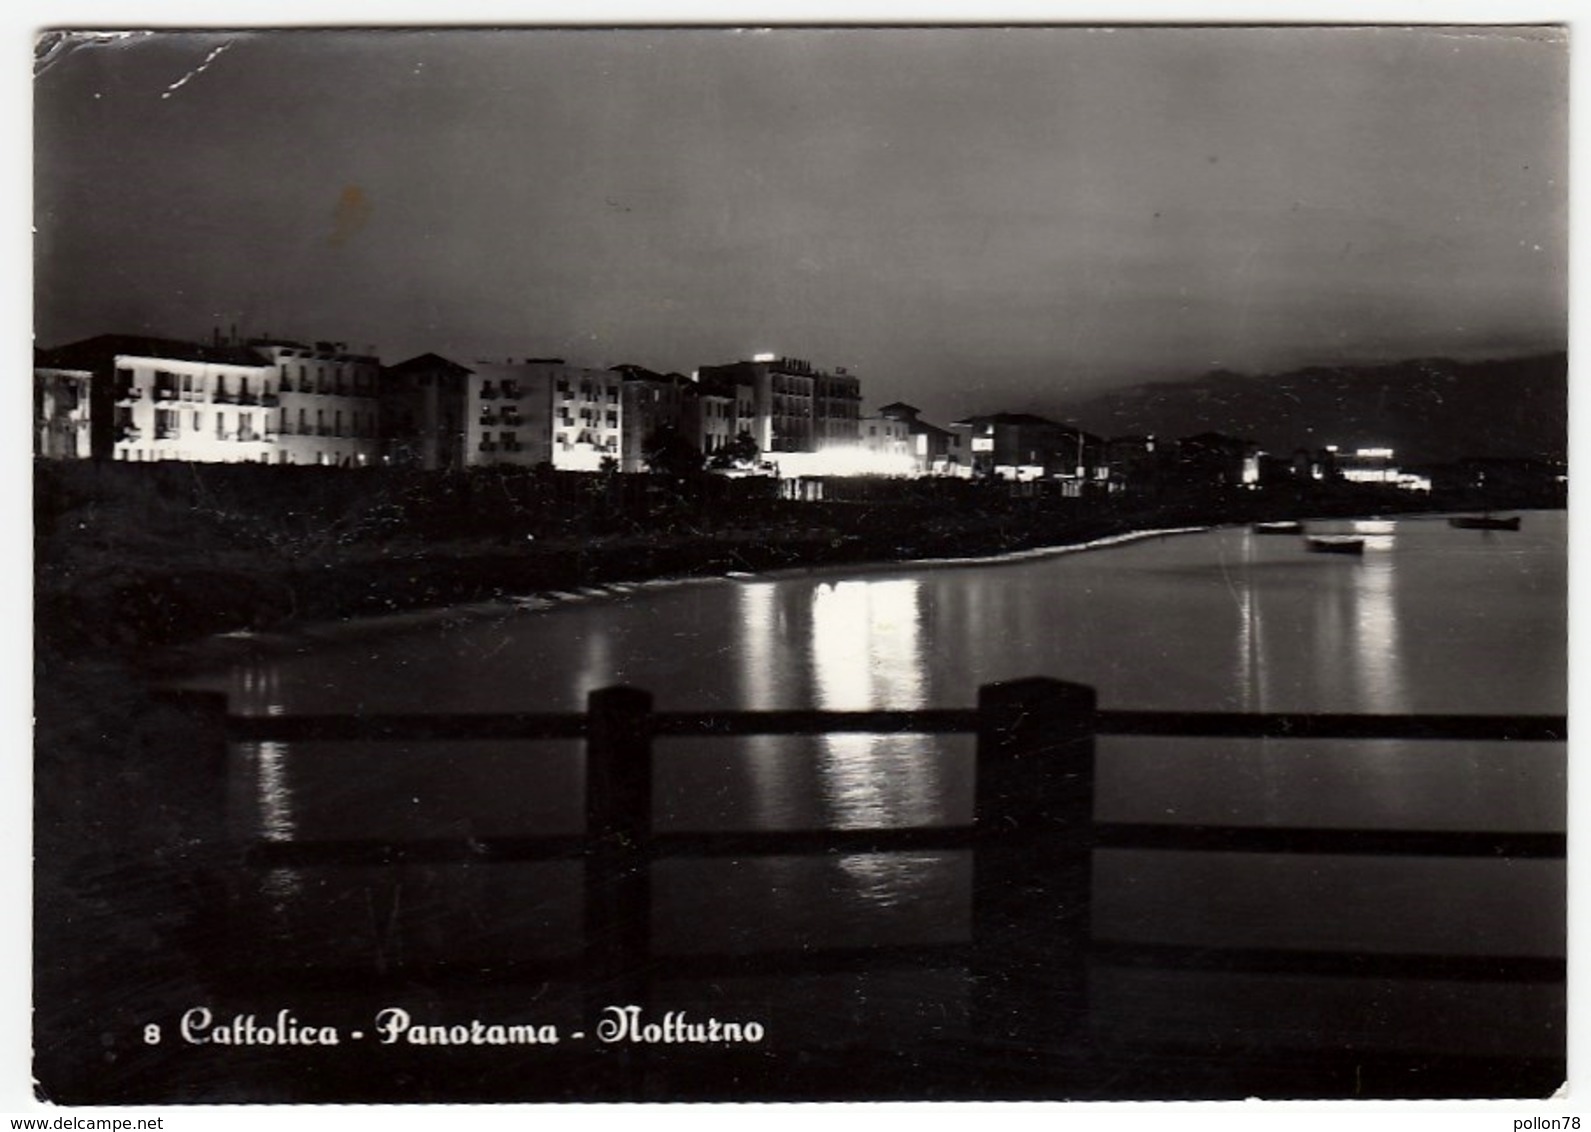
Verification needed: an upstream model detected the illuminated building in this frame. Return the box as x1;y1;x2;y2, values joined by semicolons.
247;339;383;467
381;354;622;471
878;403;968;477
697;355;861;456
947;412;1102;483
38;334;281;463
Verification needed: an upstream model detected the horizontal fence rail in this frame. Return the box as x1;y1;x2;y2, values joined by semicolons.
223;707;1566;744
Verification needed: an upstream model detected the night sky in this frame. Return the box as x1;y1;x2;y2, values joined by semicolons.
33;25;1567;426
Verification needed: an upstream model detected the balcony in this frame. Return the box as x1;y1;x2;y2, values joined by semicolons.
114;426;141;443
260;394;280;407
154;387;179;402
479;441;499;453
501;383;521;399
214;391;239;404
317;425;334;437
479;413;500;427
237;392;260;406
479;385;500;401
154;427;179;440
114;387;142;402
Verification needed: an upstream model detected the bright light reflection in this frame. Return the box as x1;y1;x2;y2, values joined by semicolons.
735;583;795;827
253;740;296;843
809;579;937;830
1353;555;1405;713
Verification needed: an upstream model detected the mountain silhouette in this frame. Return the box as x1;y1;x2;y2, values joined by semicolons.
1063;353;1566;466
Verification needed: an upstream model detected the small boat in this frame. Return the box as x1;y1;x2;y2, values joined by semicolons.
1305;536;1365;556
1252;521;1305;535
1449;515;1521;531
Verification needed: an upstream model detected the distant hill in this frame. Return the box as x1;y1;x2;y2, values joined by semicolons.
1062;353;1567;465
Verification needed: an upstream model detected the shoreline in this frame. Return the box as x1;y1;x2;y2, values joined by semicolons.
147;506;1531;678
152;521;1222;675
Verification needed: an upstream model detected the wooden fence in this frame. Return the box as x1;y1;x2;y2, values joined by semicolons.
158;677;1567;996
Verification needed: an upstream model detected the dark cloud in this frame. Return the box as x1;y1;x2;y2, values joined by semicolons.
34;26;1566;424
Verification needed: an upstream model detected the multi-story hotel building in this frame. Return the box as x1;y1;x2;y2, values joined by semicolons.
248;339;383;466
39;335;280;463
697;355;861;456
37;334;385;466
381;355;623;471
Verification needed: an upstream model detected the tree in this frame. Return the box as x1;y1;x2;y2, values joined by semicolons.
643;426;704;479
710;429;760;471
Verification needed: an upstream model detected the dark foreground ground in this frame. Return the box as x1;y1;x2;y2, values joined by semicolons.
32;462;1567;1104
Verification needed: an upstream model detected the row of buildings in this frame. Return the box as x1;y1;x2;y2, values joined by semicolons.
34;332;1430;492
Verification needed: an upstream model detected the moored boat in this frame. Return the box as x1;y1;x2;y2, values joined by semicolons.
1252;521;1305;535
1305;536;1365;556
1449;515;1521;531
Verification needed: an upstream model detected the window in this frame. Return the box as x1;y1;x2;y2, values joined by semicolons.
334;410;343;436
216;413;225;439
605;411;617;427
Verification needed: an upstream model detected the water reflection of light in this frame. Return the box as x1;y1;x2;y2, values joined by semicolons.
1230;539;1264;713
809;580;939;831
1351;519;1397;552
261;865;303;908
574;619;614;699
831;852;967;918
252;740;296;843
248;740;304;906
231;660;282;715
1353;554;1405;713
811;579;926;709
735;583;798;827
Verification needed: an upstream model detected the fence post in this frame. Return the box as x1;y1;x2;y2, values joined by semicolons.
971;677;1097;1063
143;689;241;978
975;677;1096;831
584;684;654;1026
147;689;235;857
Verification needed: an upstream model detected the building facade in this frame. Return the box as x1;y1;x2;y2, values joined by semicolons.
697;355;861;456
249;340;383;466
39;335;283;463
948;412;1102;482
381;355;623;471
34;365;92;460
877;402;968;477
616;365;692;472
